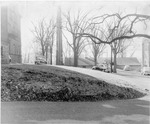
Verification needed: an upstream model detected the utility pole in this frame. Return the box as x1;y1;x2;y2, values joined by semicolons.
142;41;145;67
56;7;63;65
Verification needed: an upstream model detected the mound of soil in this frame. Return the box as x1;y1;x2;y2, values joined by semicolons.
1;65;145;102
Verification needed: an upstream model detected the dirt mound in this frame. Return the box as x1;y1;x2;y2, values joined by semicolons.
1;65;145;101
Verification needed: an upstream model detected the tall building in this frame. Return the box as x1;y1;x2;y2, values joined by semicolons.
142;5;150;67
142;40;150;67
56;7;63;65
1;5;22;64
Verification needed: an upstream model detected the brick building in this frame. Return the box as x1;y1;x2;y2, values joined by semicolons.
1;5;22;64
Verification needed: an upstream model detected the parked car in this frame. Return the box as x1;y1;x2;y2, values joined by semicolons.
35;58;47;65
98;64;107;71
92;66;104;71
92;64;112;73
105;67;111;73
141;67;150;75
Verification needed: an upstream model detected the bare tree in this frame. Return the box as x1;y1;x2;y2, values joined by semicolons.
116;40;133;58
87;28;106;66
106;22;131;73
63;10;90;67
90;41;106;66
31;18;55;61
79;13;150;44
78;13;150;73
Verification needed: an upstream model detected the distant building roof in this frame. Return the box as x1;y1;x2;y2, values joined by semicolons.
65;57;94;66
85;57;111;65
65;57;140;66
97;57;141;66
116;57;141;66
97;57;111;64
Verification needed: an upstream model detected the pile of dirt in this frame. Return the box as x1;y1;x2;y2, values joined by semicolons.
1;65;146;102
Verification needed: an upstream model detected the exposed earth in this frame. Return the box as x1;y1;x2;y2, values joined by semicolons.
1;64;146;102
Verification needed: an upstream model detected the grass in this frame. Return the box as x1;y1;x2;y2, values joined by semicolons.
1;64;146;102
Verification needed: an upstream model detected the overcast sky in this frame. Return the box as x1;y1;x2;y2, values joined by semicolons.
1;1;150;61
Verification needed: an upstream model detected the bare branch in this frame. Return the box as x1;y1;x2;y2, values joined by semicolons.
62;31;73;49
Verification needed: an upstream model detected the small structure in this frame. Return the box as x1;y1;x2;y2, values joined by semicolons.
116;57;141;71
97;57;141;71
142;40;150;67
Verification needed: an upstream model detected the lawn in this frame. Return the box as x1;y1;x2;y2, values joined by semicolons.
1;64;145;101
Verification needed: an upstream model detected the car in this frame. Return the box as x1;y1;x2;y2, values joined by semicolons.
92;66;103;71
98;64;107;71
105;67;111;73
92;64;112;73
141;67;150;75
35;58;47;65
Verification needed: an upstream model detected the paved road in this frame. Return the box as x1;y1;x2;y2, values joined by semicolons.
1;65;150;124
116;69;150;92
55;65;150;93
1;98;150;124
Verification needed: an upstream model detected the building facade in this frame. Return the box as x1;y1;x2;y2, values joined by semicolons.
1;5;22;64
142;40;150;67
142;4;150;67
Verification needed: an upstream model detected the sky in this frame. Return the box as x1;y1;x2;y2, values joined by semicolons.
1;1;150;63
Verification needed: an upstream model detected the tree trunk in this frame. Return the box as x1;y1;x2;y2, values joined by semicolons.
41;44;45;56
121;51;124;58
50;47;52;65
74;51;78;67
110;45;113;73
28;53;30;63
45;46;48;61
113;44;117;73
94;53;97;66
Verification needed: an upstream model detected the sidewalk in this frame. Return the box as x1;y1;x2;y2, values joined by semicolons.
53;65;150;95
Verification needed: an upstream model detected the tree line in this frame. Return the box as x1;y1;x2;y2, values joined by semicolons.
31;8;150;73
